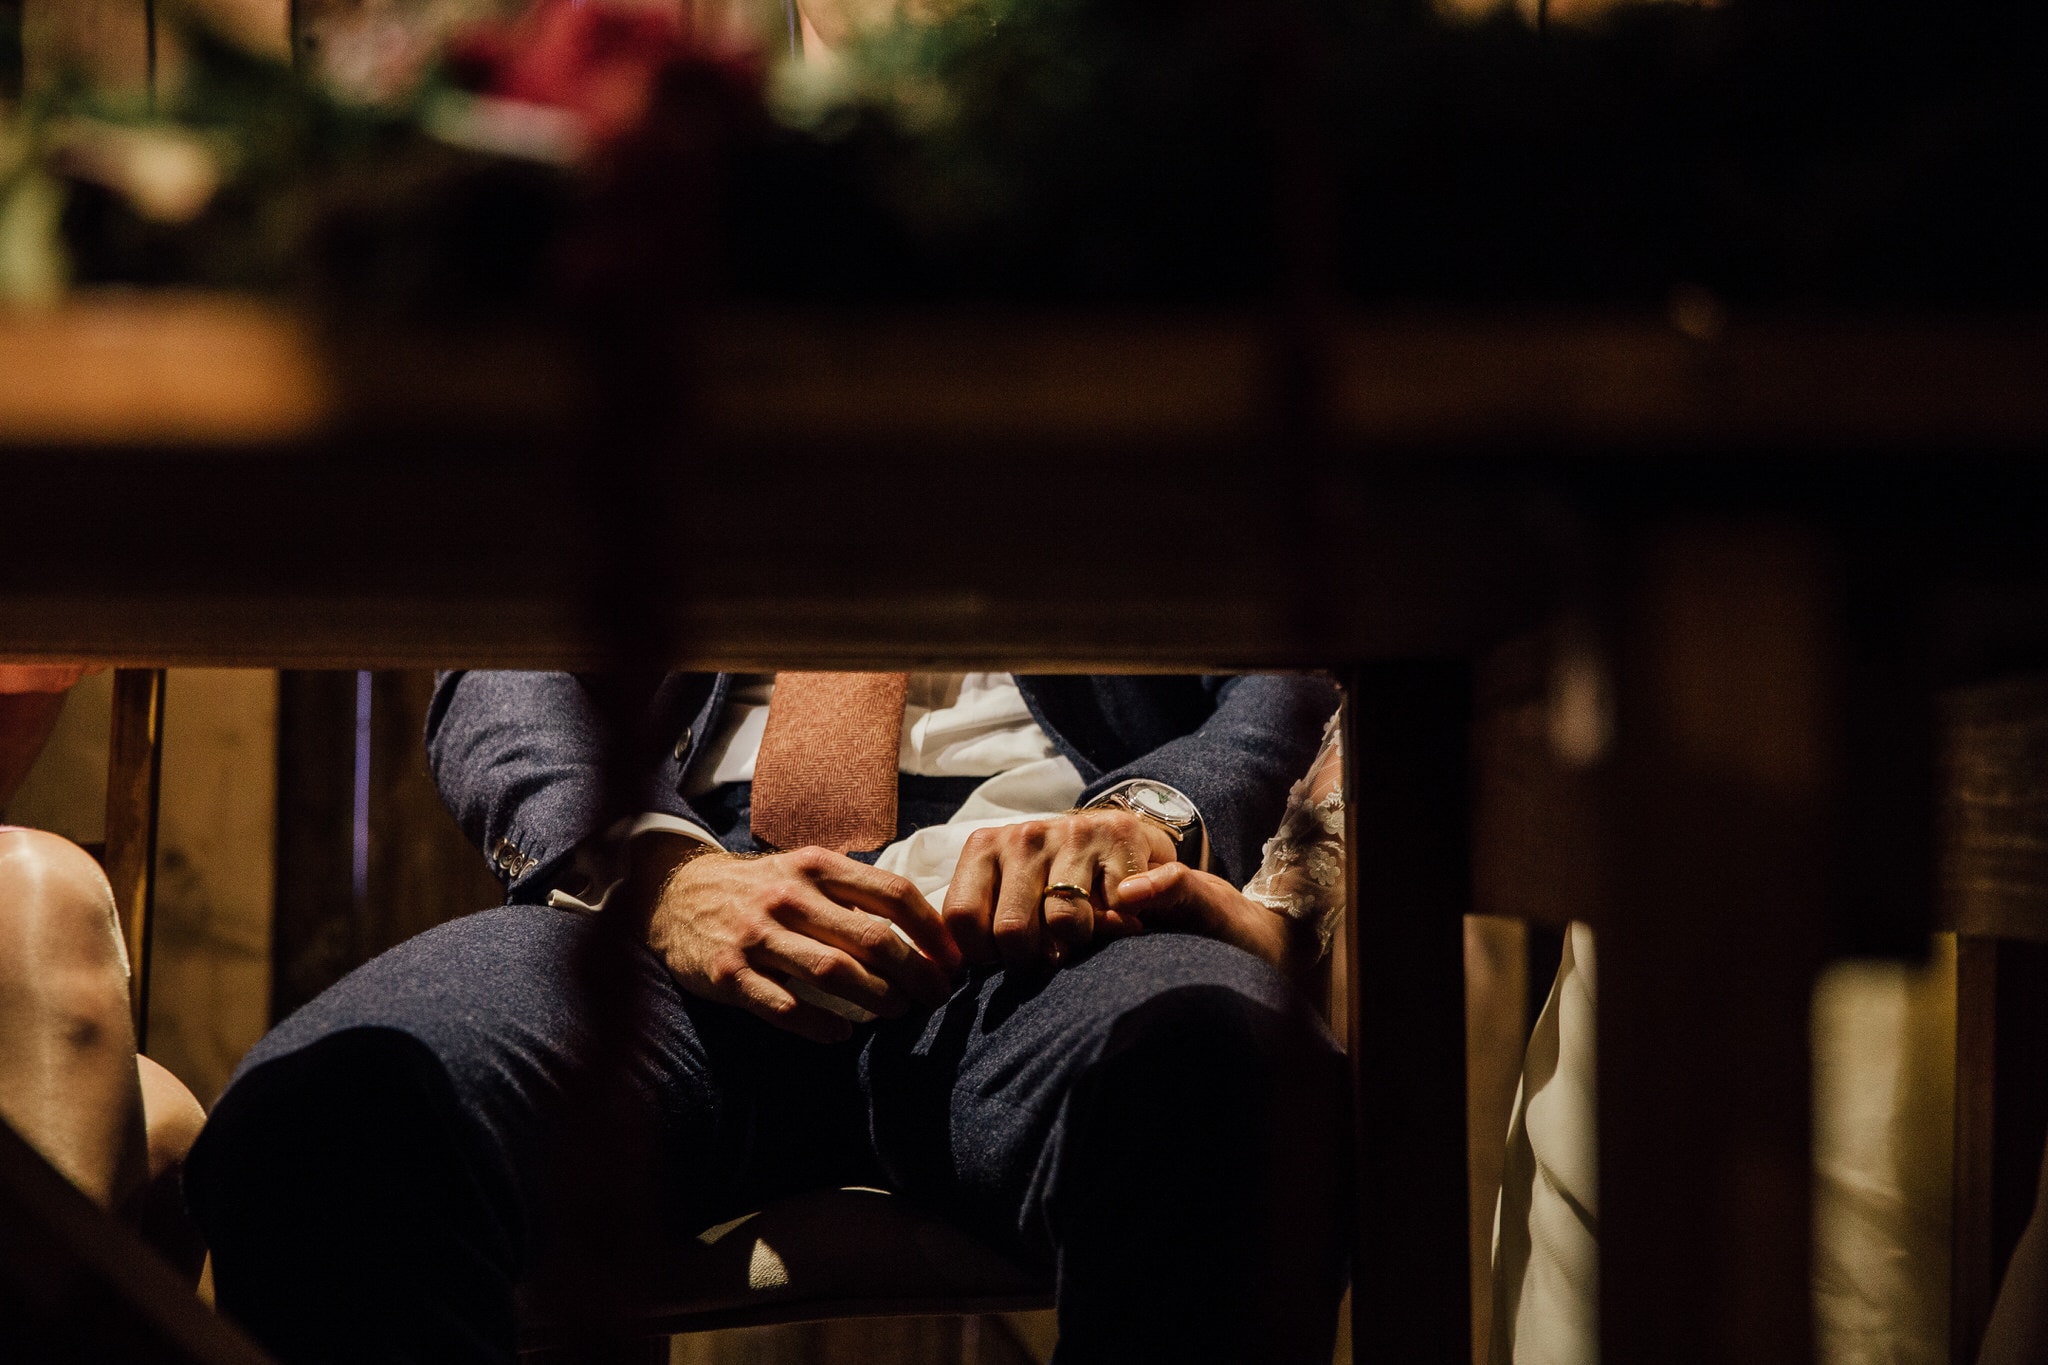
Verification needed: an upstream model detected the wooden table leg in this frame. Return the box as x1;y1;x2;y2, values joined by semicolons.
1938;674;2048;1362
1952;937;2048;1365
1344;662;1473;1363
1598;525;1836;1365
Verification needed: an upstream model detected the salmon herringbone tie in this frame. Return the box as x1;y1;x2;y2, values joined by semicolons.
749;672;908;854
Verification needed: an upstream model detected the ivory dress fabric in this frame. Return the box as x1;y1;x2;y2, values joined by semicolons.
1486;929;1954;1365
1810;949;1954;1365
1491;923;1601;1365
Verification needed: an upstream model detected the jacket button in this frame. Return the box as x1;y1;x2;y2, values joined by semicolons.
672;726;693;762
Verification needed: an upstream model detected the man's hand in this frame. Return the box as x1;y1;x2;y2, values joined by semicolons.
942;810;1177;968
640;839;962;1044
1112;862;1318;984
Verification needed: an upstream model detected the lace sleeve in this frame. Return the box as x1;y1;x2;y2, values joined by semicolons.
1241;710;1344;957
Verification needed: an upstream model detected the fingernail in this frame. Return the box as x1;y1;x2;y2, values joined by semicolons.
1117;874;1148;898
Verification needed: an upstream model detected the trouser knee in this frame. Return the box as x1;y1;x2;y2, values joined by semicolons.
1089;973;1346;1159
1044;969;1351;1365
188;1028;524;1361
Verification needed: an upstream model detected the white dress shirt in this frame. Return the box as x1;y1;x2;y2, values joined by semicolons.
676;672;1086;903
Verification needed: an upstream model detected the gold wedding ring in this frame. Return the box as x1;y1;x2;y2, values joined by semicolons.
1042;881;1092;903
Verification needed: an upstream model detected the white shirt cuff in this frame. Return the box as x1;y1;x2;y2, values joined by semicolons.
545;813;722;913
614;812;722;848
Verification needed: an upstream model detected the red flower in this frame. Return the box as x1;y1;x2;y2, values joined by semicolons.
447;0;752;147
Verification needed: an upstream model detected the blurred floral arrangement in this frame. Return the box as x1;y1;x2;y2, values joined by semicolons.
2;13;391;305
3;0;2044;315
0;0;769;314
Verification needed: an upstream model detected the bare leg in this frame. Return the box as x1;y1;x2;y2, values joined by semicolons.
0;828;207;1276
137;1052;209;1279
0;828;151;1211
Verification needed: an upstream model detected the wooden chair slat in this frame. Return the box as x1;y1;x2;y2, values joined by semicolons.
104;668;166;1048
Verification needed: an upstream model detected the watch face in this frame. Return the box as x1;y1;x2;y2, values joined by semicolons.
1128;783;1196;826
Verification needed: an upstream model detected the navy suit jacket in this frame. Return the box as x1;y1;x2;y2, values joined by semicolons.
427;671;1338;902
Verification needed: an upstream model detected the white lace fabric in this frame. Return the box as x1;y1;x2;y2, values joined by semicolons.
1242;712;1345;956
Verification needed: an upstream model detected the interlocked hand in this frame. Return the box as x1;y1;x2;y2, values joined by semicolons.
941;809;1177;968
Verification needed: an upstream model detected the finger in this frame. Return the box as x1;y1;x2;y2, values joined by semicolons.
755;928;908;1018
728;967;854;1044
1095;907;1146;940
991;844;1050;970
810;852;963;974
791;897;954;1008
1040;846;1098;958
1095;833;1152;912
1120;865;1295;972
1113;863;1168;913
1115;863;1229;938
941;837;1002;966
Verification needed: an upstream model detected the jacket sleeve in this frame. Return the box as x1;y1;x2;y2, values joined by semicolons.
1081;674;1340;886
426;670;640;903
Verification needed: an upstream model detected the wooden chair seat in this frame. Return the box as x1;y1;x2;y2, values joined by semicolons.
516;1187;1052;1352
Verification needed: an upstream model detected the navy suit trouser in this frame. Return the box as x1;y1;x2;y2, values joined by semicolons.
185;904;1350;1364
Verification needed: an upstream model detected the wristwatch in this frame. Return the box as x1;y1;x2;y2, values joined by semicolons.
1085;779;1209;871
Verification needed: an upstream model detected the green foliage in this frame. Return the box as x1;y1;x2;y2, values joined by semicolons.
0;145;69;306
10;0;2048;310
764;0;1322;299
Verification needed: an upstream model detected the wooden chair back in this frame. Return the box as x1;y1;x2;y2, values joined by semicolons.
104;669;167;1049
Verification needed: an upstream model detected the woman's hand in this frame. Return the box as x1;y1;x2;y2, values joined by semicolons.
941;810;1176;968
1113;862;1320;984
640;837;962;1043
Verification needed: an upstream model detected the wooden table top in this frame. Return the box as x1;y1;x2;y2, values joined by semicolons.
5;293;2047;670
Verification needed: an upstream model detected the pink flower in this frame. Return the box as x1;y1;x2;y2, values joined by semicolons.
447;0;754;147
